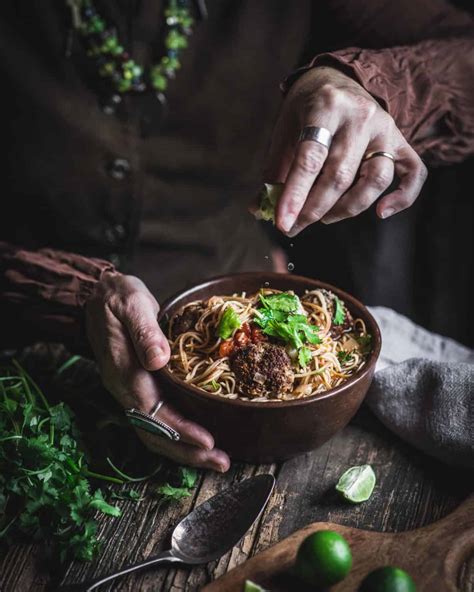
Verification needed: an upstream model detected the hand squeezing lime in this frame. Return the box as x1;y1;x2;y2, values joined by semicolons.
336;464;376;503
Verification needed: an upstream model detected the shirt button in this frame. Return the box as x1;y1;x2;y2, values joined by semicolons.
107;158;131;180
114;224;126;239
104;224;127;244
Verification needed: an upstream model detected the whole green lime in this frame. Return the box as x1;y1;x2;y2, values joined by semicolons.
294;530;352;587
358;566;416;592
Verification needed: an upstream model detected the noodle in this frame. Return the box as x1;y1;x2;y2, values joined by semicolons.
166;289;371;402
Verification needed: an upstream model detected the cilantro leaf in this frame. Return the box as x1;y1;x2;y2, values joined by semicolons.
337;351;353;364
179;467;198;488
255;292;321;368
259;292;300;313
217;307;241;339
155;484;193;500
298;347;312;368
333;296;346;325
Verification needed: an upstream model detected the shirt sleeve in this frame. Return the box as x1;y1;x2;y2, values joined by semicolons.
284;35;474;166
0;242;115;352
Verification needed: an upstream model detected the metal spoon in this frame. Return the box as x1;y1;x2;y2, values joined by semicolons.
60;474;275;591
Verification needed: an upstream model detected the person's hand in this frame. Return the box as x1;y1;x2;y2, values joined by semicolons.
85;271;230;472
265;66;428;236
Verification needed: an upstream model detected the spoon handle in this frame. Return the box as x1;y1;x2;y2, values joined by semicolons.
59;549;182;591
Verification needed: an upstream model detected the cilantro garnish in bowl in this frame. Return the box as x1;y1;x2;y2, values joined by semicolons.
254;292;321;368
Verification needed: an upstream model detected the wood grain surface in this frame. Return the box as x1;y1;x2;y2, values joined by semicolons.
204;497;474;591
0;349;473;592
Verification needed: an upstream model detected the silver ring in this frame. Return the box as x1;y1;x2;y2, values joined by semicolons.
124;406;180;441
299;126;333;149
149;400;164;418
362;150;395;163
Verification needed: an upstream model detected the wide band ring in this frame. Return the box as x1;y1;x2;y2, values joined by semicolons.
299;126;333;150
362;150;395;163
125;404;181;441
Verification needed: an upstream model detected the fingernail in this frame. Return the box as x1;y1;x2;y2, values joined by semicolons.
280;216;294;233
380;207;395;219
145;346;163;364
287;224;302;238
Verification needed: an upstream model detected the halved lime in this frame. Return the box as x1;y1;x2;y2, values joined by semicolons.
358;566;416;591
336;464;376;503
244;580;267;592
294;530;352;587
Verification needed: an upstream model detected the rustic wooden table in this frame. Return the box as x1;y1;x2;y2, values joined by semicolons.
1;352;473;592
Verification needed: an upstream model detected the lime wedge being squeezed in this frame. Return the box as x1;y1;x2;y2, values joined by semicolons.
244;580;267;592
336;465;376;503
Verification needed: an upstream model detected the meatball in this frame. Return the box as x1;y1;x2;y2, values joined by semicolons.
320;289;354;338
170;304;205;340
230;342;294;398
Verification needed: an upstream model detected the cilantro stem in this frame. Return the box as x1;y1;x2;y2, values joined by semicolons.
13;360;51;413
82;469;125;485
106;457;162;482
55;355;82;376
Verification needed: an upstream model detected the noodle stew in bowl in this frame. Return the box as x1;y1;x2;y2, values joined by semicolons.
167;289;372;402
158;273;381;462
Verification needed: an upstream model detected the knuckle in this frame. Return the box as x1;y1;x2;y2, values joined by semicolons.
397;195;413;209
124;291;146;313
297;147;325;175
133;323;156;347
332;166;355;192
418;162;428;182
299;208;323;225
355;97;377;122
370;171;393;192
319;83;344;108
344;203;363;218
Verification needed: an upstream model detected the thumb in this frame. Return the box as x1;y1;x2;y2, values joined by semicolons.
120;295;170;371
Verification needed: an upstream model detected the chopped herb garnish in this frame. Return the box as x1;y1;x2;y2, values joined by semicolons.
333;296;346;325
217;307;241;339
255;292;320;368
337;351;353;364
298;346;312;368
357;334;373;354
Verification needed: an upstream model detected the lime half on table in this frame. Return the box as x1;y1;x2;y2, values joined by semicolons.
336;464;376;503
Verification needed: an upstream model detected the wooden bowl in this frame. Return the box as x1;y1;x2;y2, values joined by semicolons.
158;272;381;463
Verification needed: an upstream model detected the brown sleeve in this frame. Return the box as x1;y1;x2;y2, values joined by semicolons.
307;37;474;165
0;242;115;352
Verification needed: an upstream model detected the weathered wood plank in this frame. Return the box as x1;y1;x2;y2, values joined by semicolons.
1;349;472;592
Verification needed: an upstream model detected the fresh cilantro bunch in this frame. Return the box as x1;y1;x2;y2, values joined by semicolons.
0;357;200;564
254;293;321;368
0;361;122;562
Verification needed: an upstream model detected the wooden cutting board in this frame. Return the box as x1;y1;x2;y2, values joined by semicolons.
203;495;474;592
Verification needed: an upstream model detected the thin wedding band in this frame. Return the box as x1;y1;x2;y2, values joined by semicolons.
362;150;395;163
299;126;333;150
